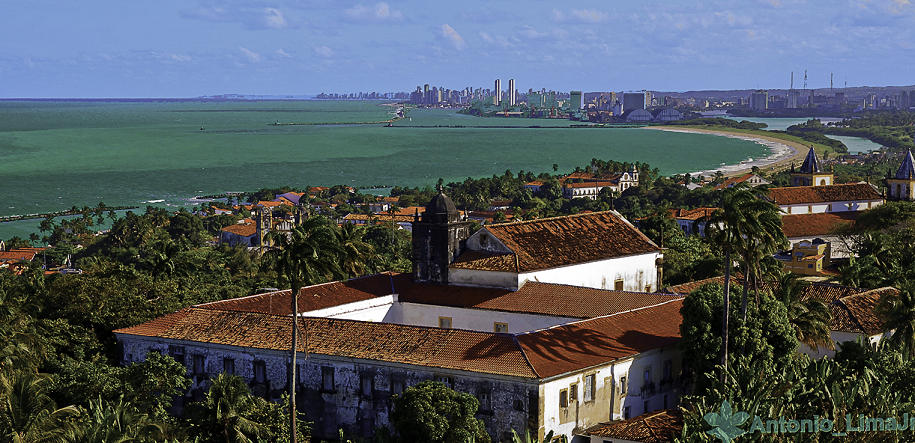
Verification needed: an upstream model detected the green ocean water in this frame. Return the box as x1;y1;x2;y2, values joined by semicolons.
0;100;771;240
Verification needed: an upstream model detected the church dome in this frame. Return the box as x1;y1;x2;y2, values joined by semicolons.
422;192;462;223
426;192;458;214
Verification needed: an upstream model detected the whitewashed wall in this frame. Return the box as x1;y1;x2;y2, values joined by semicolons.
519;252;661;292
117;334;538;442
797;331;884;360
303;295;395;322
539;345;682;441
780;199;883;214
398;302;578;333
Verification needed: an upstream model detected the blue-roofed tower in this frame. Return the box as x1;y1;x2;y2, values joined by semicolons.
888;149;915;201
791;146;833;187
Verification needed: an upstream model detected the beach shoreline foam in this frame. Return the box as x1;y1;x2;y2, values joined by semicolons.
646;127;809;178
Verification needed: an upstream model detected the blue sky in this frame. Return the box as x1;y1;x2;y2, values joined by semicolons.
2;0;914;97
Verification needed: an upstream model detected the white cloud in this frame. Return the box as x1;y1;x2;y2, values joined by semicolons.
314;45;334;57
550;8;611;23
239;47;261;62
275;49;292;58
344;2;404;22
889;0;912;14
436;24;466;50
263;8;288;29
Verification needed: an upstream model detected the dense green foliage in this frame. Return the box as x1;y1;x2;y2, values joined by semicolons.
665;118;768;130
391;380;490;443
679;342;915;442
679;283;798;392
790;111;915;151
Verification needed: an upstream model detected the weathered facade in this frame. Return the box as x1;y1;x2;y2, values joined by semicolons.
411;192;473;284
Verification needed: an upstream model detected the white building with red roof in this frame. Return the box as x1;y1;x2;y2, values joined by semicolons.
115;193;684;441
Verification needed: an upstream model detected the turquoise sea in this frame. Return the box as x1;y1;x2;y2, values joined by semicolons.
1;100;773;240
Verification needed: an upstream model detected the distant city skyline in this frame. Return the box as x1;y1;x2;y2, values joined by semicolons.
3;0;915;98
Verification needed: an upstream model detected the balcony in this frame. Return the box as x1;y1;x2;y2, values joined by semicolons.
659;378;676;393
640;382;656;399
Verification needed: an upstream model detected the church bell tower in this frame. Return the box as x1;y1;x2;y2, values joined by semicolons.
412;191;473;284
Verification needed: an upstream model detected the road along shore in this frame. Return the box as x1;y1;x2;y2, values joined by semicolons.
645;127;811;179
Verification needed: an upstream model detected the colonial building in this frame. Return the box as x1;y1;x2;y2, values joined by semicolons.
790;147;833;187
766;183;884;215
114;273;687;442
115;193;683;442
780;212;859;258
447;210;663;292
887;150;915;201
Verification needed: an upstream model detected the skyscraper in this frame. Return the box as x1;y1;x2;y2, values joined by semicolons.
508;79;516;106
494;79;501;106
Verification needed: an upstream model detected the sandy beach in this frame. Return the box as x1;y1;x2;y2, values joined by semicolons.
646;127;811;178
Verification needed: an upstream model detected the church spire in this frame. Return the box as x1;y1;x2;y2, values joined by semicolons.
798;146;821;173
895;149;915;180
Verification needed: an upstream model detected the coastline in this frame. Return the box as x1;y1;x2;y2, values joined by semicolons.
645;127;809;178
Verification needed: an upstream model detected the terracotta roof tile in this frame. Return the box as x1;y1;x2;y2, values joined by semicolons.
517;299;683;378
220;224;257;237
343;213;417;223
472;211;660;273
585;409;684;442
767;184;883;206
449;251;518;272
197;273;406;315
399;281;682;319
0;251;37;262
830;287;894;335
116;308;538;378
666;207;718;221
781;212;859;238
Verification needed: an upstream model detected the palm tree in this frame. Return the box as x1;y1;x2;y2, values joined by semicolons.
266;215;343;443
0;371;79;443
186;373;266;443
773;272;834;352
335;223;375;278
72;397;162;443
877;282;915;358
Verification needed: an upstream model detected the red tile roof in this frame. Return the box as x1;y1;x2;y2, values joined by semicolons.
399;281;682;319
117;309;538;378
584;409;683;442
220;224;257;237
462;211;660;273
767;183;883;206
666;207;718;221
827;287;894;336
0;250;38;262
516;299;683;378
197;273;405;315
116;273;684;379
781;212;859;238
449;251;518;272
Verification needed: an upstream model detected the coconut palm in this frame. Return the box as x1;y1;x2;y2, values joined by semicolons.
335;223;375;278
185;373;266;443
877;282;915;358
266;215;343;443
0;371;79;443
773;272;834;351
72;397;162;443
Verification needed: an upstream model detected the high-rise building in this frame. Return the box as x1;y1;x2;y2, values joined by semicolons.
788;89;799;109
570;91;582;111
508;79;516;106
749;90;768;111
622;92;649;111
494;79;501;106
